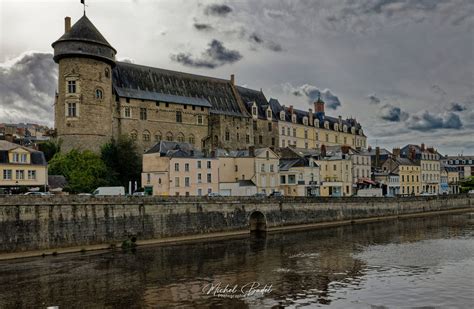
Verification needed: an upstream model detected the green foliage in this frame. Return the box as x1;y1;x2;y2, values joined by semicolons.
101;136;142;189
460;176;474;193
49;149;107;193
38;139;62;162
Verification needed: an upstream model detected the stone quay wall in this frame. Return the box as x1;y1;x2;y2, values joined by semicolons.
0;195;472;253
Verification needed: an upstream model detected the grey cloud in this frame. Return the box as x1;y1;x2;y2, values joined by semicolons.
171;39;242;69
379;104;409;122
447;102;466;112
431;84;447;97
193;23;214;31
285;83;342;110
118;57;134;63
408;111;463;131
249;32;283;52
0;52;56;126
368;93;381;104
204;4;233;17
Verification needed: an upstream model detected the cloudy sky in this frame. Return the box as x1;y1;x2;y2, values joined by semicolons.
1;0;473;155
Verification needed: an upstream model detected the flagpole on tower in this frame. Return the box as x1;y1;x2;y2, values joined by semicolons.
81;0;86;15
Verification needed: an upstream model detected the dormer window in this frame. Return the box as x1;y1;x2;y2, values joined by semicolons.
303;116;308;126
343;125;347;132
252;106;257;116
324;121;329;129
266;108;272;120
292;114;296;123
359;129;364;135
280;111;285;121
351;127;356;134
314;119;319;128
334;123;338;131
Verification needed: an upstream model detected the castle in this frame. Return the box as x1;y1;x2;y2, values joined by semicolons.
52;14;366;154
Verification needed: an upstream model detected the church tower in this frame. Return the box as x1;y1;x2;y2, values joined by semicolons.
52;15;116;153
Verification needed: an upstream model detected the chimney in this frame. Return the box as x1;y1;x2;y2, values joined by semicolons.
392;147;400;158
65;17;71;33
368;145;372;152
230;74;235;85
421;143;425;151
289;105;294;114
249;146;255;157
308;108;313;125
375;146;380;167
314;99;325;114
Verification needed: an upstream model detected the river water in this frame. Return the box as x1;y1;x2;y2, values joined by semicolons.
0;212;473;308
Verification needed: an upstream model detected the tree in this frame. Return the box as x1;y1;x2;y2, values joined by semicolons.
101;136;142;190
49;149;107;193
460;176;474;193
38;139;62;162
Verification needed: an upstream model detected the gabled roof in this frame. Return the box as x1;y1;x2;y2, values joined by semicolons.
237;86;276;120
0;141;46;165
113;62;247;116
279;157;316;171
145;141;194;156
53;15;116;52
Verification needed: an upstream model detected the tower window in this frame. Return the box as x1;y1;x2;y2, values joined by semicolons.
197;115;203;125
124;107;131;118
95;89;103;100
176;111;182;123
67;80;76;93
140;108;147;120
67;102;77;117
105;68;110;78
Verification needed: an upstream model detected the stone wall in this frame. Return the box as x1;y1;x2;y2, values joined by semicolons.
0;195;471;253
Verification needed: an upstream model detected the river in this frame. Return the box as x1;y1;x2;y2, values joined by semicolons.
0;212;473;308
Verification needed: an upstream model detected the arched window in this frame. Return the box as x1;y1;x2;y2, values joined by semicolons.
142;130;150;141
130;130;138;140
95;89;103;100
105;68;110;78
267;109;272;119
280;111;285;121
188;134;195;145
303;117;308;126
166;132;173;141
154;131;162;142
292;114;296;123
177;132;185;142
252;106;257;116
334;123;338;131
314;119;319;128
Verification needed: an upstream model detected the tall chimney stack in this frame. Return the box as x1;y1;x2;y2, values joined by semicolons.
65;17;71;33
230;74;235;85
314;98;325;114
308;108;313;126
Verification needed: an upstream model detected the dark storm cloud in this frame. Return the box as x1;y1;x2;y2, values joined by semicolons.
379;104;409;122
408;111;463;131
285;84;342;110
193;23;214;31
368;94;381;104
447;102;466;112
249;32;283;52
171;39;242;69
204;4;233;17
0;52;56;125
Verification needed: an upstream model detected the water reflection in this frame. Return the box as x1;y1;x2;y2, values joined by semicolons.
0;213;472;308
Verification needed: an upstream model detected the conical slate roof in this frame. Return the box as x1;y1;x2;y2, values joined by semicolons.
53;15;116;52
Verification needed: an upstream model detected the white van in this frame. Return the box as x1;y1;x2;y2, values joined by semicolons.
92;187;125;196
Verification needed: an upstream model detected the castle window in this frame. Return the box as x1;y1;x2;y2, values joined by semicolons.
130;130;138;140
184;105;187;109
166;103;169;108
304;129;308;139
268;122;272;132
142;130;150;141
197;115;203;125
126;98;130;103
188;134;195;145
326;134;329;142
201;107;204;111
246;134;250;143
166;132;173;141
253;120;257;130
124;107;131;118
67;80;76;93
176;111;182;123
155;132;162;141
259;135;263;144
280;111;285;121
192;106;195;110
95;89;103;100
177;133;185;142
140;108;147;120
105;68;110;78
67;102;77;117
252;106;257;116
267;109;272;119
293;128;296;137
281;127;285;135
225;130;230;141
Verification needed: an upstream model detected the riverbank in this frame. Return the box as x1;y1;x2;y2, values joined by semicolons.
0;205;471;261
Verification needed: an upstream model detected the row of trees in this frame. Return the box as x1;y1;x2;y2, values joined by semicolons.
46;136;142;193
460;176;474;193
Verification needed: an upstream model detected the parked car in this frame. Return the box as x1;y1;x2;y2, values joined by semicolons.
132;191;146;196
268;191;283;197
24;192;50;196
207;192;221;197
468;190;474;195
92;186;125;196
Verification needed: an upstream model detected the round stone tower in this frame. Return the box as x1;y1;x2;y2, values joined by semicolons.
52;15;117;153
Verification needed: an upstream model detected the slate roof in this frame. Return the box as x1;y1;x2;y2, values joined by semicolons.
113;62;247;116
115;88;211;108
0;141;46;165
53;15;116;52
279;157;316;171
236;86;277;120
